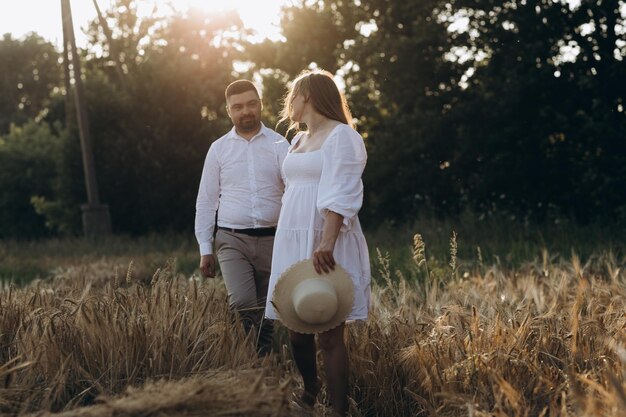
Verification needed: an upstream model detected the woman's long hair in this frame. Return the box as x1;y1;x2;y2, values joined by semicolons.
278;69;354;134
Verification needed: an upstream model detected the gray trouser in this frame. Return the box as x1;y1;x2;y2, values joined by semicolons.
214;228;274;354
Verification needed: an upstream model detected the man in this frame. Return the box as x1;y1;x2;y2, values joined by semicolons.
195;80;289;355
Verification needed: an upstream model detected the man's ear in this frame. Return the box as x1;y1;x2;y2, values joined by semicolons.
225;104;231;117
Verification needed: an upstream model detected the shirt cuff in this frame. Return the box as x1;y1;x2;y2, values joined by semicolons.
199;242;213;256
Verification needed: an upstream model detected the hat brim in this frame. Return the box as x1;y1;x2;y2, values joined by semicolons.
272;259;354;334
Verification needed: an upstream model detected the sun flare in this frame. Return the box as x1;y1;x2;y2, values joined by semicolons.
180;0;289;41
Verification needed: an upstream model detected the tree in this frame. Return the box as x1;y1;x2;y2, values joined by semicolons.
244;0;468;222
443;0;626;222
343;0;468;223
59;1;248;233
245;0;360;77
0;34;61;133
0;122;64;238
256;0;625;226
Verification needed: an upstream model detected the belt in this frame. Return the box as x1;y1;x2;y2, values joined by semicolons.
217;226;276;237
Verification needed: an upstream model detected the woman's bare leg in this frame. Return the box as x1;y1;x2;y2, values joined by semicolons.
318;323;348;416
289;330;319;405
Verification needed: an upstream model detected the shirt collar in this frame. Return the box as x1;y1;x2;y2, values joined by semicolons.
228;123;268;142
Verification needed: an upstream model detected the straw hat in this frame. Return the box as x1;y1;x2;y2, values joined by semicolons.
271;259;354;334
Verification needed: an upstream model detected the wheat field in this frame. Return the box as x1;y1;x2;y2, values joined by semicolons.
1;239;625;416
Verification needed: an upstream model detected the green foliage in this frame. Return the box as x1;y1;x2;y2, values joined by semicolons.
0;121;63;238
343;0;468;223
274;0;626;227
79;6;242;234
0;34;61;133
23;1;247;236
245;0;359;77
0;232;198;284
441;0;626;223
367;210;626;280
257;69;292;135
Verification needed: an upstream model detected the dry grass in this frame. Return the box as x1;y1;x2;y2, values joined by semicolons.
0;260;291;415
1;244;625;416
26;372;291;417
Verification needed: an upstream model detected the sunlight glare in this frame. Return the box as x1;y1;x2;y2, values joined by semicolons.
180;0;289;42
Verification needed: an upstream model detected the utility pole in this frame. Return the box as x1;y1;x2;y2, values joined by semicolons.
61;0;112;236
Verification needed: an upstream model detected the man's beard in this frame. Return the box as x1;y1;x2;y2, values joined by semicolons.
236;115;260;132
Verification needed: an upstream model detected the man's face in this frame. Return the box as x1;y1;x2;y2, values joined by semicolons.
226;90;262;134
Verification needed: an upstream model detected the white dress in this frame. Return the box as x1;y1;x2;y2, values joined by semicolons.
264;124;371;322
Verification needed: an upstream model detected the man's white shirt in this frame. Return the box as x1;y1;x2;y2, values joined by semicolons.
195;124;289;255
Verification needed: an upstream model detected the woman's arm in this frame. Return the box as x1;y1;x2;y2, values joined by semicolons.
313;211;343;274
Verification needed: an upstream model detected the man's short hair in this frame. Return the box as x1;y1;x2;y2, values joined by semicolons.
225;80;260;100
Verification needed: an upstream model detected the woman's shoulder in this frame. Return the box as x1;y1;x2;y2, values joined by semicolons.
324;123;364;148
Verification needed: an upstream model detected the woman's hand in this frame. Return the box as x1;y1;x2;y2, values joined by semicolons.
314;210;344;274
313;240;336;274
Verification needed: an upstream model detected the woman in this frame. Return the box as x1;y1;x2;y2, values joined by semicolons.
264;69;371;416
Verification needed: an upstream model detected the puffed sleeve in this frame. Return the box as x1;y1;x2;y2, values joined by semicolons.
317;125;367;231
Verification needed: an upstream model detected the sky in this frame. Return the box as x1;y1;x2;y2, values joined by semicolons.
0;0;288;47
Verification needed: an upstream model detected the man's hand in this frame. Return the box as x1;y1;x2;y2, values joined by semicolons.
200;254;216;278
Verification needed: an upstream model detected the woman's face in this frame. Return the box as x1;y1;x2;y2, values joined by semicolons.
289;92;307;122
